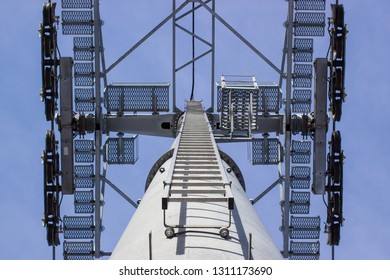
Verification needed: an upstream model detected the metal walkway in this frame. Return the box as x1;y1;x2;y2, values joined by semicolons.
162;101;234;237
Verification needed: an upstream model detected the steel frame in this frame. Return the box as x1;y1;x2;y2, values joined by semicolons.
42;0;342;260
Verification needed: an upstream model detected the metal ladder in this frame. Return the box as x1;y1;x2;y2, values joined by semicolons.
162;101;234;238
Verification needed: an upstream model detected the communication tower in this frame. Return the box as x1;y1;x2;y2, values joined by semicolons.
40;0;347;260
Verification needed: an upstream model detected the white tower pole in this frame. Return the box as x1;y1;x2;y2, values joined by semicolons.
110;101;282;260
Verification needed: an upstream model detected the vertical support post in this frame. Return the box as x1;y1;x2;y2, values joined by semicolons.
119;87;124;116
281;0;295;259
93;0;102;258
172;0;178;112
152;87;157;114
249;86;253;137
248;233;253;260
149;231;153;260
313;58;328;195
59;57;74;195
210;0;215;112
229;89;233;136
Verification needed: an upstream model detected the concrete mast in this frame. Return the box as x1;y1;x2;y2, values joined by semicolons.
110;101;282;260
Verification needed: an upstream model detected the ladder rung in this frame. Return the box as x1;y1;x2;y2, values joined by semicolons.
175;160;218;165
174;169;220;175
181;136;210;139
179;143;213;146
177;150;214;154
181;140;210;143
182;132;209;135
170;189;226;194
178;151;215;155
172;175;223;180
168;197;229;203
178;147;214;150
181;136;209;139
177;155;216;158
181;139;210;141
171;181;225;187
179;142;212;145
178;149;214;152
179;146;214;149
175;164;219;169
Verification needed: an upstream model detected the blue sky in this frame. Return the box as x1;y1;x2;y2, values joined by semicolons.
0;0;389;260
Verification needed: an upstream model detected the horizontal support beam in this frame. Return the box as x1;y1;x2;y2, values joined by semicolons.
104;114;180;138
210;114;284;139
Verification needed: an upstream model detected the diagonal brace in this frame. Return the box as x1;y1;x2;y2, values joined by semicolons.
194;0;284;77
251;177;284;205
103;0;191;75
102;177;138;208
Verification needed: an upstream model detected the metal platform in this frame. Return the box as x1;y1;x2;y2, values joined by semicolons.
217;75;259;136
104;83;170;114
